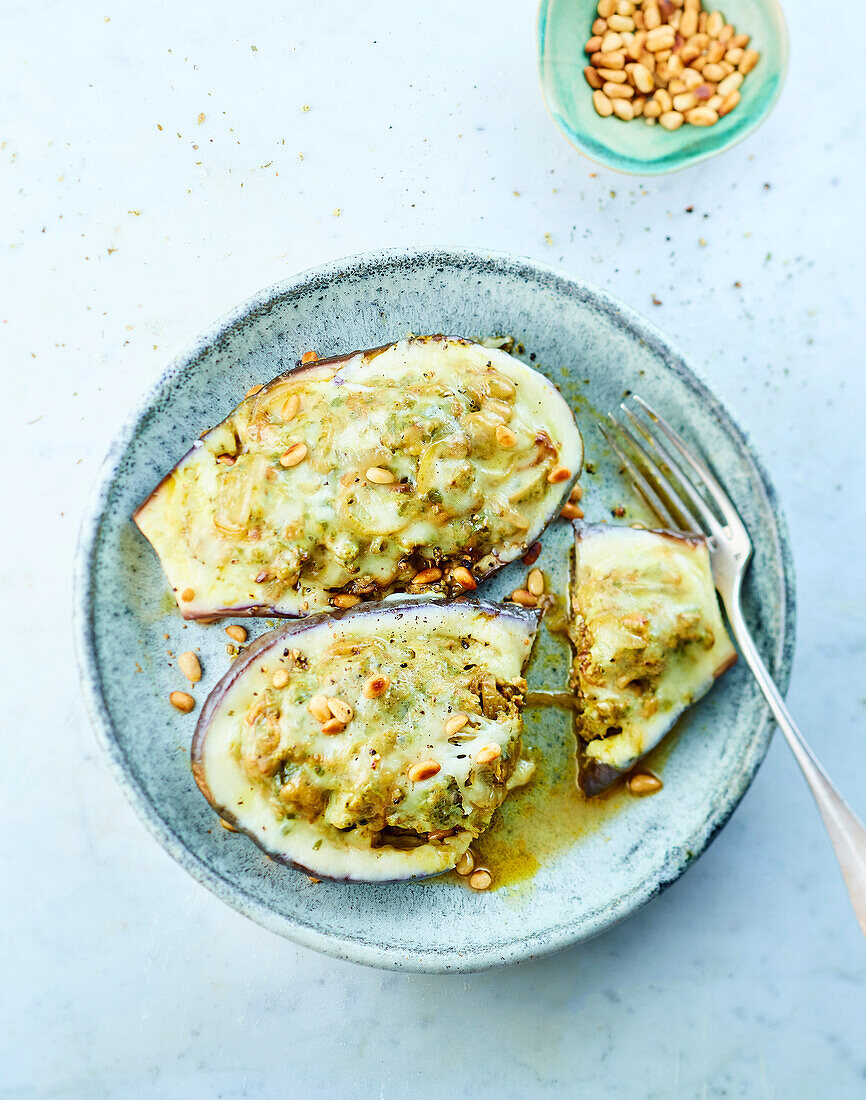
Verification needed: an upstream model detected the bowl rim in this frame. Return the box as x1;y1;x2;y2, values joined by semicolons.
74;246;796;972
536;0;790;176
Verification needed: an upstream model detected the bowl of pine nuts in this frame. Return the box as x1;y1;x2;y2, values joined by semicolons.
537;0;788;173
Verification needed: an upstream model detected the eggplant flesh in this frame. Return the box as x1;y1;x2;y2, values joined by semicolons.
134;335;583;620
192;597;539;882
568;524;737;796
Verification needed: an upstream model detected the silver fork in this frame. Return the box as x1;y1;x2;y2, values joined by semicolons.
601;394;866;937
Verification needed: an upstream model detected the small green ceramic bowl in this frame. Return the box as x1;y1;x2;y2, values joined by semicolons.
538;0;788;174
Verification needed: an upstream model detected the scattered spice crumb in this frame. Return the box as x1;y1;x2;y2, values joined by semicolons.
302;104;310;112
652;295;662;306
197;112;205;124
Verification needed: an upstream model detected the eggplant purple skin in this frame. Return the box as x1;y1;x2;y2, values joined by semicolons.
570;521;737;798
191;597;540;883
133;336;582;621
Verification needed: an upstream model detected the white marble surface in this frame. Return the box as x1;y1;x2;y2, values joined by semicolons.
3;0;865;1095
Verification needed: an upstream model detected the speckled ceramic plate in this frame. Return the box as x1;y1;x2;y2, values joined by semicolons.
75;248;794;972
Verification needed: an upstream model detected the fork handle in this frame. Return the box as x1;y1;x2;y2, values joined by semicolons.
725;592;866;937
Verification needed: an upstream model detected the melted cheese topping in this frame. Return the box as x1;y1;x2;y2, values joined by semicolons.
135;336;582;618
569;525;736;776
198;600;537;881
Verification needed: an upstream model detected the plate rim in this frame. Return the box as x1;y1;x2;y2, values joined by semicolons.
73;246;796;972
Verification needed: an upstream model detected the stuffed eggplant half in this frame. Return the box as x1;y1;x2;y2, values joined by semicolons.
192;598;539;881
134;335;583;619
568;524;737;796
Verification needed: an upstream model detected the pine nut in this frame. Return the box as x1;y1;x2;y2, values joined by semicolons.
717;71;742;97
569;484;583;502
724;46;743;65
695;82;715;101
707;94;723;110
216;453;236;465
627;62;654;93
706;40;725;63
668;78;687;95
718;89;740;116
672;91;697;112
644;98;662;118
598;67;627;83
272;669;290;689
626;31;646;59
698;10;708;32
702;62;726;82
592;50;626;69
605;81;634;100
495;424;518;447
718;22;734;42
659;110;684;130
522;541;542;566
180;588;195;602
616;0;635;15
245;384;264;397
584;65;603;89
455;850;475;876
476;744;502;765
366;466;395;484
510;588;537;608
706;10;723;37
331;593;361;608
679;8;697;36
607;14;634;32
730;33;750;49
632;9;645;29
738;48;759;75
308;694;332;723
561;501;585;520
546;465;571;483
644;2;661;30
412;567;442;585
592;17;608;36
597;0;616;16
685;106;718;126
178;651;201;683
281;393;300;421
628;771;664;795
279;442;307;468
219;818;238;832
653;88;673;111
225;624;248;643
363;674;390;699
451;565;477;590
468;867;493;891
445;713;469;736
169;691;195;713
321;717;346;735
683;67;703;88
601;30;624;51
646;31;675;52
327;697;354;724
527;568;545;596
408;760;441;783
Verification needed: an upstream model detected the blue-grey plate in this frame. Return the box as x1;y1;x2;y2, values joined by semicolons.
75;248;794;972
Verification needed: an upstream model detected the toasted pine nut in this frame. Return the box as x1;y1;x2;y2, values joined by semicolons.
698;10;708;32
308;694;332;723
718;23;734;43
668;78;687;96
682;67;703;89
718;89;740;116
522;541;542;566
272;668;290;689
679;8;697;36
585;35;603;54
245;384;264;397
366;466;395;484
706;93;723;110
645;28;674;51
225;624;248;643
300;350;318;364
321;717;346;735
592;17;607;36
547;465;571;484
605;80;634;100
686;106;718;126
730;33;750;49
672;91;697;112
612;97;635;120
331;593;361;608
628;772;664;795
597;67;627;83
281;393;300;421
659;110;684;130
327;697;354;724
180;588;195;602
616;0;635;14
601;31;624;51
598;0;616;15
717;71;743;97
219;818;238;832
216;453;236;465
451;565;477;590
455;850;476;876
510;588;537;608
445;713;470;736
468;867;493;891
584;65;604;89
527;568;545;597
169;690;195;713
178;651;201;683
653;88;673;111
724;46;744;65
643;98;662;119
409;760;441;783
362;674;390;700
679;44;700;65
592;50;625;69
706;10;724;37
626;30;646;59
561;502;585;520
627;62;654;94
706;40;725;63
476;744;502;765
495;424;518;447
643;2;661;30
279;442;308;468
569;484;583;502
738;48;759;75
695;82;716;101
412;567;442;585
